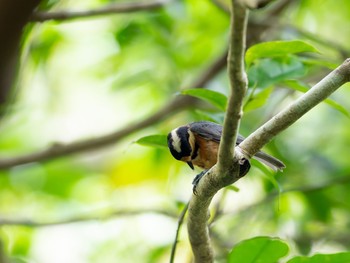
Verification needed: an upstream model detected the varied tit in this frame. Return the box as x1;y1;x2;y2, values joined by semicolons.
167;121;285;183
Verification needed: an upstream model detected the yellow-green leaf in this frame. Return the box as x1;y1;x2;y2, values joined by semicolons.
135;135;168;148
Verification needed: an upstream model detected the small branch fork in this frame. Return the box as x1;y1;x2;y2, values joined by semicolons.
186;1;350;263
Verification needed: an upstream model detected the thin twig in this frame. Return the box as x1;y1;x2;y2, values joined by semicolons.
169;202;189;263
30;0;173;22
0;51;228;170
0;208;178;227
218;174;350;223
0;239;9;263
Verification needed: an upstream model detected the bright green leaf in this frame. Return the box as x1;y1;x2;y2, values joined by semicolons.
246;40;319;67
135;135;168;148
181;89;227;111
284;80;350;118
228;236;289;263
287;252;350;263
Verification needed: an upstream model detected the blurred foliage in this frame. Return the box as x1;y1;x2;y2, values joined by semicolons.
228;236;289;263
1;0;350;262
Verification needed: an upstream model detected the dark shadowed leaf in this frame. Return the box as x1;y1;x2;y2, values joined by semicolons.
246;40;319;67
182;89;227;111
135;135;168;148
228;236;289;263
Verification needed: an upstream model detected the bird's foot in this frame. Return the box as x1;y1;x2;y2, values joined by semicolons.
239;158;251;178
192;170;207;195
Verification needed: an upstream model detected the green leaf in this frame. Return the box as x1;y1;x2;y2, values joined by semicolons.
300;57;338;70
251;159;282;192
135;135;168;148
246;40;319;67
243;86;273;112
284;80;350;118
181;89;227;111
226;185;240;192
248;56;307;89
287;252;350;263
228;236;289;263
193;110;225;124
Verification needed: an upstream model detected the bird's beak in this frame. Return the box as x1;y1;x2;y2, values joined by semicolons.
187;161;194;170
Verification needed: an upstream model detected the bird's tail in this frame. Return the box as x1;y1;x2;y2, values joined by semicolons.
253;151;285;171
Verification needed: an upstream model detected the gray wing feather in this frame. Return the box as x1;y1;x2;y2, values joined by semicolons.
189;121;245;145
188;121;285;170
189;121;222;142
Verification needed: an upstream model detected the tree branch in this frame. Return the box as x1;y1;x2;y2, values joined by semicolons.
217;1;248;175
187;1;249;263
0;0;41;114
0;51;228;170
241;0;276;9
0;208;178;227
30;0;173;22
238;58;350;159
169;202;189;263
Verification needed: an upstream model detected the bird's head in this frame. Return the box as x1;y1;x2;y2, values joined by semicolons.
167;125;195;169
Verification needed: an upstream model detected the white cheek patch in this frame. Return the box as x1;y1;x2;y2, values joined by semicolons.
171;129;182;153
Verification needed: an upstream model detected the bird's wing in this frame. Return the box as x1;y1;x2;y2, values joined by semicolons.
189;121;245;145
189;121;222;142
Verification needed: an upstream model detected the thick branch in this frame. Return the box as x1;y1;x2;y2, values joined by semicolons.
0;51;227;170
187;1;248;263
239;58;350;158
30;0;172;22
0;0;41;113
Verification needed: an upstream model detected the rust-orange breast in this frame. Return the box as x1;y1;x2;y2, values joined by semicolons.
192;134;220;169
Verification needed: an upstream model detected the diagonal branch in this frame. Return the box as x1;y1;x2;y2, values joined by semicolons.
238;58;350;159
30;0;173;22
0;51;228;170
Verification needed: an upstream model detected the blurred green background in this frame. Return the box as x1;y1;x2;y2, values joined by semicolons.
1;0;350;262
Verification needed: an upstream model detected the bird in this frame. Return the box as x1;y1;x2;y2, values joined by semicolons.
167;121;285;189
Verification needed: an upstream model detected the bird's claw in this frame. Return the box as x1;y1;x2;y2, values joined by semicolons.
192;170;207;195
